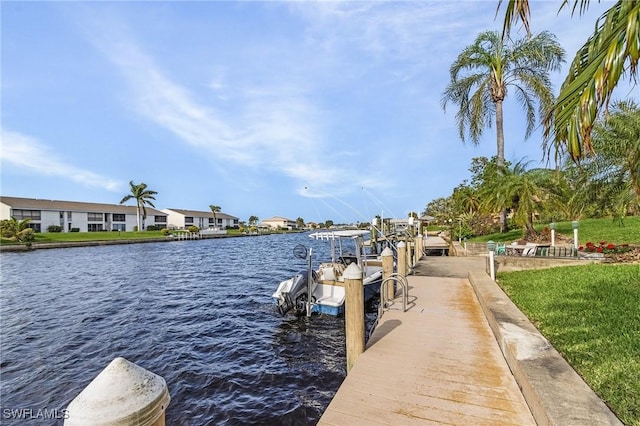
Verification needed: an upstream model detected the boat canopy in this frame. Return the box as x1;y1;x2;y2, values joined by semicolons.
308;230;370;240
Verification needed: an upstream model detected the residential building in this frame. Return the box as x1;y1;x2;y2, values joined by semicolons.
162;208;239;230
0;196;167;232
260;216;297;230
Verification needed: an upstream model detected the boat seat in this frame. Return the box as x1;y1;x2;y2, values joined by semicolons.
320;266;336;281
314;284;345;307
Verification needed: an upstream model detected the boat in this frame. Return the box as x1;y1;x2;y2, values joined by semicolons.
272;230;384;316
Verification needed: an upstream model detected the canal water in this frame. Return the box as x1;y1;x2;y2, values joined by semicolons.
0;233;377;425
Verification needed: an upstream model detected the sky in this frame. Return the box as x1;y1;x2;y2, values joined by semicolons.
1;1;634;225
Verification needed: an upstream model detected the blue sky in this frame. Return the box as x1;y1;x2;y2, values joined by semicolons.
1;1;631;224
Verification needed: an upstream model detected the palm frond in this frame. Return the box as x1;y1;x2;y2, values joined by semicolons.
545;1;640;160
497;0;531;39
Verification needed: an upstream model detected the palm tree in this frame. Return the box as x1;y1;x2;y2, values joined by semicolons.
120;181;157;231
248;215;259;226
498;0;640;160
572;100;640;218
452;183;480;215
209;205;221;229
478;160;551;238
442;30;565;231
0;217;35;247
296;217;305;229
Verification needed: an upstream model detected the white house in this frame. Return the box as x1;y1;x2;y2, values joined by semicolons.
0;196;167;232
162;208;239;230
260;216;298;230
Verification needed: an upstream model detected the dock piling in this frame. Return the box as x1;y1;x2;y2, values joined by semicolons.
381;247;394;301
343;263;365;373
65;357;170;426
397;241;407;277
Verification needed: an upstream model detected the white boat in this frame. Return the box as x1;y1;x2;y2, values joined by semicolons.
272;230;383;316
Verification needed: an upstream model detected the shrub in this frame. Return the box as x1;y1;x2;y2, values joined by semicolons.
188;225;199;233
47;225;63;233
70;228;80;232
161;228;170;236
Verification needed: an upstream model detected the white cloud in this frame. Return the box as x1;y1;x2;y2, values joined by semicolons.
0;129;123;191
81;14;379;196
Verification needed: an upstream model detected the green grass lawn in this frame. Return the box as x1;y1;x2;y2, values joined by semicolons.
498;264;640;425
471;216;640;246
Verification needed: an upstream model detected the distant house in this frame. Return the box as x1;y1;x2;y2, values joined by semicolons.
162;208;239;230
260;216;297;230
0;196;167;232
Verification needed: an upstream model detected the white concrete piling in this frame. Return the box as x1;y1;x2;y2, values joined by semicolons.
65;357;170;426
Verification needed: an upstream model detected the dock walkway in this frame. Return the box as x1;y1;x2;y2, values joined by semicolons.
319;257;535;425
319;252;622;425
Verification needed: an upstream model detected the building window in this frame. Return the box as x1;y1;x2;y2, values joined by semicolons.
155;216;167;223
112;224;126;231
185;216;194;224
88;224;104;232
113;214;126;222
88;213;103;222
12;209;41;220
208;218;214;224
27;223;42;232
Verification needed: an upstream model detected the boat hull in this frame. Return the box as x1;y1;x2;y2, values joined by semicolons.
273;278;381;317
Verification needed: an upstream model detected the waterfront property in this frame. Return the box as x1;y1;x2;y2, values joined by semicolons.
0;196;168;233
260;216;298;230
162;208;239;230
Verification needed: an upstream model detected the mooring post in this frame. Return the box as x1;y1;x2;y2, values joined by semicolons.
415;234;423;264
65;357;170;426
408;240;415;268
381;247;394;301
397;241;407;277
344;262;365;374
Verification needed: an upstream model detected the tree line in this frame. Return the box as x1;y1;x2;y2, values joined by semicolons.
427;1;639;239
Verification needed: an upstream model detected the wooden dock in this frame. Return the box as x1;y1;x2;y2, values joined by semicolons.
422;235;450;256
318;273;535;425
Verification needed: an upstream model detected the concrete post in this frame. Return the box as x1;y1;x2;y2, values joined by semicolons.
415;234;423;264
489;250;495;281
381;247;394;301
65;357;170;426
344;262;365;374
397;241;406;277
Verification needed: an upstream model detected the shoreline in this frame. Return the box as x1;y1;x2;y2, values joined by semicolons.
0;233;251;252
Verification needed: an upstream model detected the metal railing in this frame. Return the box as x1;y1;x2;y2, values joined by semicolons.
368;273;410;341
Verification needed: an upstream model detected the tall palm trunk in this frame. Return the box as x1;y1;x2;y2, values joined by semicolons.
495;99;508;233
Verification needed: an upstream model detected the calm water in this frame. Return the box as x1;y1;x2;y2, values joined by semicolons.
0;233;377;425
